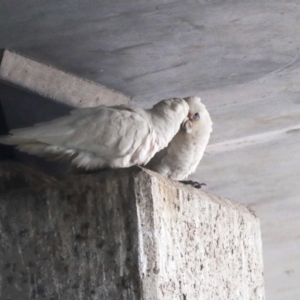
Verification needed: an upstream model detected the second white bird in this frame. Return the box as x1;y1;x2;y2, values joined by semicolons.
147;96;213;180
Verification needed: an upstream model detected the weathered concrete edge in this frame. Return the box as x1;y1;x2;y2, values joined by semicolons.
132;167;263;299
0;163;259;219
138;168;265;299
0;49;131;108
132;167;159;299
0;163;257;220
140;167;258;218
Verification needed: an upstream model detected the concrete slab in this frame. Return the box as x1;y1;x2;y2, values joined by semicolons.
0;50;130;108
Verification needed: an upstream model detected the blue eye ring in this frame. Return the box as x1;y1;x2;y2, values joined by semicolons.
193;112;200;121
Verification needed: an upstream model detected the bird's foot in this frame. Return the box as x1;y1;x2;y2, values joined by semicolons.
179;180;206;189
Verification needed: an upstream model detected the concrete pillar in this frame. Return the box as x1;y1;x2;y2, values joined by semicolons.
0;162;265;299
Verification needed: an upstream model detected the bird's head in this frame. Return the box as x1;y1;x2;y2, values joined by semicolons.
153;97;189;119
181;96;213;134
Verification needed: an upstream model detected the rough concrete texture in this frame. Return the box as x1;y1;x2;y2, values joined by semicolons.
0;163;265;300
0;50;130;108
0;166;141;300
0;161;56;194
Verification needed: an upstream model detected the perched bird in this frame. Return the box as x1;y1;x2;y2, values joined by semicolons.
146;96;212;185
0;98;189;170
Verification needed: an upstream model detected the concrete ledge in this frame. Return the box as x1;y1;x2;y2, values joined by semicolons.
0;161;56;194
0;50;131;107
0;163;265;299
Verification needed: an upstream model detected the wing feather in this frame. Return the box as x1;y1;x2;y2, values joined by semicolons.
1;106;152;168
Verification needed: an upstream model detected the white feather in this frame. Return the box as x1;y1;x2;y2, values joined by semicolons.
0;98;189;170
147;96;213;180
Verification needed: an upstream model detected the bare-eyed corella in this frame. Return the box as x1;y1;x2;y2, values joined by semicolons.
0;98;189;170
146;96;212;186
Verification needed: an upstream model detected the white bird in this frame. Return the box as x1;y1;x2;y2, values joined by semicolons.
0;98;189;170
146;96;212;183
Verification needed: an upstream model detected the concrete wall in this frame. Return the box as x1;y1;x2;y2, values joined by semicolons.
0;162;265;299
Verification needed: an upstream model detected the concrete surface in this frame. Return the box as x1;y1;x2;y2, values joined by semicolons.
0;0;299;298
0;50;130;107
0;162;265;300
0;161;56;194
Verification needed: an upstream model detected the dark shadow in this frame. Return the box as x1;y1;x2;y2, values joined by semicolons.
0;80;74;179
0;79;72;128
0;49;4;64
0;100;14;160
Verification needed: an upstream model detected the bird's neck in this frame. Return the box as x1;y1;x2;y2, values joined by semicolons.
147;108;180;148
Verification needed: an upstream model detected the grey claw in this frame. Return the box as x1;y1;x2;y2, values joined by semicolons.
180;180;206;189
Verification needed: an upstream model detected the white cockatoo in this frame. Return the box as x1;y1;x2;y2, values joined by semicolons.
0;98;189;170
146;96;212;185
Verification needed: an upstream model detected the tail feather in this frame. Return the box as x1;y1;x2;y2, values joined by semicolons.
14;143;76;164
16;143;50;155
0;135;74;159
0;135;33;145
10;123;73;139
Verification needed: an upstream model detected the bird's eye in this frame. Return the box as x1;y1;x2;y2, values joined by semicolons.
193;112;200;121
